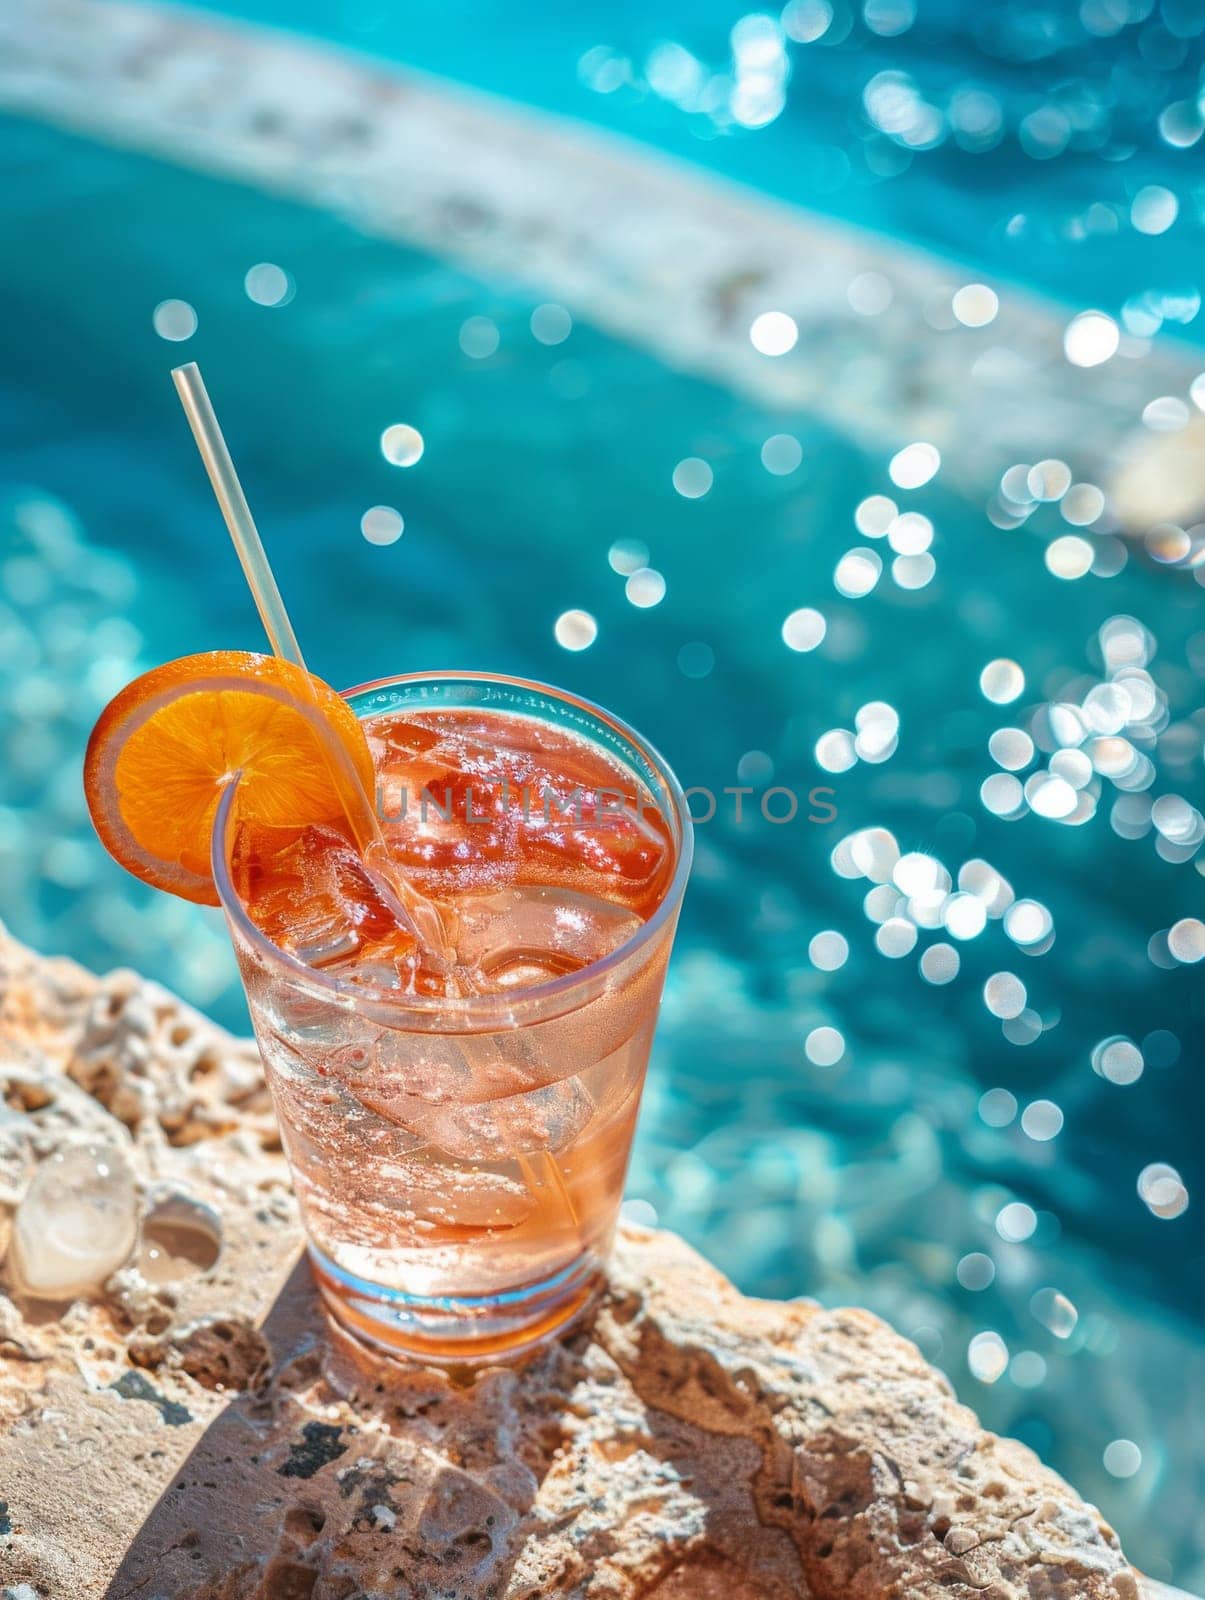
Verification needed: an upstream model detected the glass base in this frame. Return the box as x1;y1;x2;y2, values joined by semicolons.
308;1244;603;1366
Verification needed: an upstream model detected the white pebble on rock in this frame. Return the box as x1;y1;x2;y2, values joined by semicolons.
12;1140;138;1299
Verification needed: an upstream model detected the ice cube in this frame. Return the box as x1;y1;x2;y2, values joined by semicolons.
338;957;407;990
372;713;673;910
526;794;672;906
409;1076;596;1163
354;1163;536;1232
332;1024;595;1159
453;886;642;989
338;1032;536;1136
12;1140;138;1299
336;944;456;998
242;824;417;966
295;928;361;967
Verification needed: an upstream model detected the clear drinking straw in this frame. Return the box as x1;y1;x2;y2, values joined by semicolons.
172;363;305;667
171;362;580;1230
171;362;447;952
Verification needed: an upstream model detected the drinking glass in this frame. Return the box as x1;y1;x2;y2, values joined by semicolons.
213;672;692;1363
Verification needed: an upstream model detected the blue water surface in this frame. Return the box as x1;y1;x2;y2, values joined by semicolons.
202;0;1205;327
1;0;1203;1584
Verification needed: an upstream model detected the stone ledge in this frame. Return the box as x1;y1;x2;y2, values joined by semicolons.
0;925;1156;1597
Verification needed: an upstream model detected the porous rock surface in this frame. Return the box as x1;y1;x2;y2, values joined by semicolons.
0;924;1142;1600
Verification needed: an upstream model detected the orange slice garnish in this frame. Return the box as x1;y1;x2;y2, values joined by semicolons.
84;650;375;906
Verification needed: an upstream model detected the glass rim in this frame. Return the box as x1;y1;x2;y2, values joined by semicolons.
211;669;693;1024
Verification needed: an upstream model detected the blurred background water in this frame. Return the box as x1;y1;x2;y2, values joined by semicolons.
1;0;1203;1584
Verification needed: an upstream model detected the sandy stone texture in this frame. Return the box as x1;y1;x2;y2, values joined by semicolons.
0;924;1143;1599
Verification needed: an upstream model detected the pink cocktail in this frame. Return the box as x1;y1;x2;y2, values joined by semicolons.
214;672;692;1362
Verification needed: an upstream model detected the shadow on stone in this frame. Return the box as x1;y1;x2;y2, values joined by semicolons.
104;1253;337;1600
102;1254;607;1600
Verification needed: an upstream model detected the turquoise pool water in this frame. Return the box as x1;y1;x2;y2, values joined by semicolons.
202;0;1205;319
1;0;1203;1584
